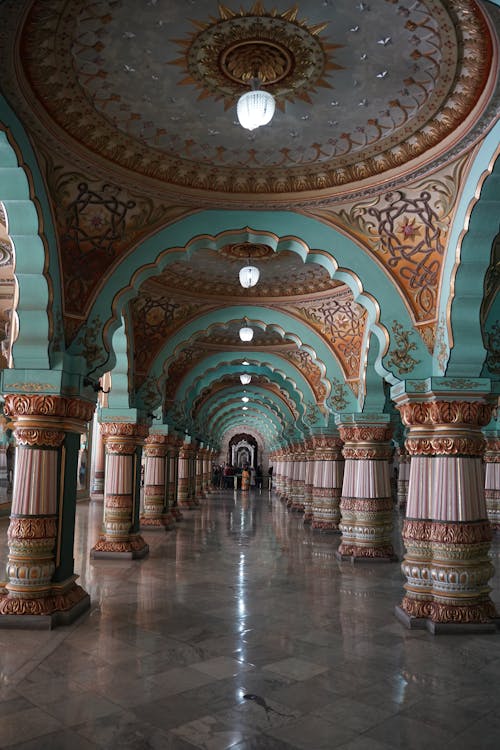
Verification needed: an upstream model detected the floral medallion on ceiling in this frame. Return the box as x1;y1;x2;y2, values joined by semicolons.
8;0;494;203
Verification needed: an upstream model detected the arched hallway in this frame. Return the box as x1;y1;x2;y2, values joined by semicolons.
1;490;500;750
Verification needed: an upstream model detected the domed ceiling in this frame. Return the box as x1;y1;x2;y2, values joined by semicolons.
1;0;496;204
0;0;498;445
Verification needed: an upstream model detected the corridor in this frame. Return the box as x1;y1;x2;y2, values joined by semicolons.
1;491;500;750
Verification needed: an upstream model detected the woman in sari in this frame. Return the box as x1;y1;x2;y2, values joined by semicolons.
241;465;250;492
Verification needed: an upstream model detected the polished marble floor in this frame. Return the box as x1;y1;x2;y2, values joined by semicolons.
0;489;500;750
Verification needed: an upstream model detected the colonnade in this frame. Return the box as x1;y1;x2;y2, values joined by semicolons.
0;393;498;633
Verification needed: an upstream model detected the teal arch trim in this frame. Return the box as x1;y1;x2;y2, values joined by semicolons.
164;352;319;417
0;97;62;369
437;122;500;376
208;403;284;444
73;213;426;382
107;316;133;410
198;386;294;429
153;306;356;404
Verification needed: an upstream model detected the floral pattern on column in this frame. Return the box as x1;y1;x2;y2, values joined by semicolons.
168;437;183;520
396;399;496;627
337;423;395;560
0;394;93;619
311;435;344;531
484;437;500;531
140;434;174;529
92;422;149;558
396;446;410;511
303;440;315;524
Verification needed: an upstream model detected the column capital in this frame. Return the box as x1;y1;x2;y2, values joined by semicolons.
4;393;95;434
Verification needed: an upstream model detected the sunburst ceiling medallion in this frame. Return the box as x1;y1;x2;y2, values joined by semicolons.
170;2;343;111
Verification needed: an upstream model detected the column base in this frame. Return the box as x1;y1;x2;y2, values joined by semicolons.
291;503;305;512
0;581;90;630
91;535;149;559
90;493;104;503
335;544;397;563
171;507;183;521
140;513;175;530
312;521;340;533
303;512;313;525
395;605;498;634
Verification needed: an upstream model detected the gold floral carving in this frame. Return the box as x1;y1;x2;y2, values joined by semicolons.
4;394;95;423
405;436;485;456
342;446;394;460
387;321;421;375
338;425;393;443
401;596;496;624
398;400;493;427
92;536;148;553
8;516;58;540
340;497;393;512
101;422;149;438
338;543;395;559
402;519;492;545
0;582;88;616
14;428;66;447
105;494;132;509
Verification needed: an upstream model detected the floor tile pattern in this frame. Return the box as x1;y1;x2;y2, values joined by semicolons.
0;489;499;749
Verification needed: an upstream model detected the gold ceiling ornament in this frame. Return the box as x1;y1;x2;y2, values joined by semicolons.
170;1;343;110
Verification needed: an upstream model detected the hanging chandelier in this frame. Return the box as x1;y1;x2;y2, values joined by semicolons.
239;318;254;342
239;264;260;288
242;396;249;403
240;373;252;385
236;80;276;131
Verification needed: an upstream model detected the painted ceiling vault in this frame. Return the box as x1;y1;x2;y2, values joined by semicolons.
0;0;498;449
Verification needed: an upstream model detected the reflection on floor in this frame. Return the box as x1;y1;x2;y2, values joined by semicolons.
0;490;499;750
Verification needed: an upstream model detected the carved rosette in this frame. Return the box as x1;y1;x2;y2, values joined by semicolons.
339;425;393;460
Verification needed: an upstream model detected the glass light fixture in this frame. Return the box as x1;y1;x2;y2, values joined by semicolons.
242;396;249;403
239;320;254;342
242;360;250;366
242;406;248;410
239;264;260;288
237;87;275;131
240;373;252;385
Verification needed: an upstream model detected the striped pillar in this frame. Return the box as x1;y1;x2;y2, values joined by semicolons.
91;422;149;559
0;394;93;626
397;447;410;511
303;440;315;525
90;414;105;501
291;446;306;512
484;435;500;531
311;435;344;531
195;447;205;502
337;419;395;560
168;437;183;521
285;448;296;508
395;395;496;632
178;440;197;509
140;434;174;530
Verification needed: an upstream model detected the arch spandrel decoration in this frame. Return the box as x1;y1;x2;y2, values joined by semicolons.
70;215;428;385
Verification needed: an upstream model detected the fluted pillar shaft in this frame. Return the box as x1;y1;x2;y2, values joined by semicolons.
291;447;306;512
397;448;410;511
168;437;183;520
195;449;205;502
395;395;496;632
336;420;395;560
92;422;149;559
303;441;315;524
0;394;93;626
90;413;105;501
177;442;192;508
311;435;344;531
484;436;500;531
140;434;174;529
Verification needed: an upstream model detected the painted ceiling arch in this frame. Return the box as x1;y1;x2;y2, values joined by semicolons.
173;362;314;429
73;213;429;379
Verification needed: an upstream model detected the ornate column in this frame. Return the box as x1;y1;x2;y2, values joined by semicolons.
291;445;306;512
195;446;205;503
286;447;297;508
91;422;149;559
90;412;105;501
311;434;344;532
484;433;500;531
336;416;395;561
168;436;183;520
303;439;315;524
140;433;174;530
394;388;497;632
396;447;410;511
0;394;93;627
177;438;196;509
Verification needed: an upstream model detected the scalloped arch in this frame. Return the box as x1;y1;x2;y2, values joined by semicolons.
72;213;427;383
0;98;62;370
